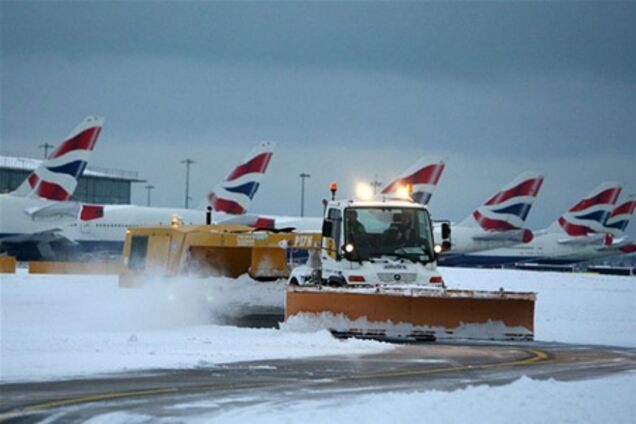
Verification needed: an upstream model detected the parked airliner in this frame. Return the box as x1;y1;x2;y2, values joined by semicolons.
440;182;622;266
0;116;104;258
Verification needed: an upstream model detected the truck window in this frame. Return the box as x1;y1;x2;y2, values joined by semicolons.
327;208;342;247
129;235;149;270
345;207;434;263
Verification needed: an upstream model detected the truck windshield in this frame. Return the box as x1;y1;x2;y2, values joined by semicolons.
344;207;434;263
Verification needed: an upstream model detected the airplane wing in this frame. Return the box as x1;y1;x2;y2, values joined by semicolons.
0;228;77;245
218;214;323;232
557;233;607;246
25;201;81;220
216;213;273;227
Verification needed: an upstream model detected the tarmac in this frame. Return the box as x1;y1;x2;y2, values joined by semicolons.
1;341;635;423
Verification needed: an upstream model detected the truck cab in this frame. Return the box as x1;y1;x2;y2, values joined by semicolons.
290;198;447;287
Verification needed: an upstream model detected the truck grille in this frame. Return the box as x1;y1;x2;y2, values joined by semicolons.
377;272;417;283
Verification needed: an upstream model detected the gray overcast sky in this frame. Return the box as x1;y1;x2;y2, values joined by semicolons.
1;1;635;238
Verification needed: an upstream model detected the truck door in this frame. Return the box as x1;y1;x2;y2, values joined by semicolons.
323;208;342;260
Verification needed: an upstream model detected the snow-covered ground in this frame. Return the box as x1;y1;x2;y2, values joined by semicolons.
2;268;635;383
1;267;635;422
0;272;387;382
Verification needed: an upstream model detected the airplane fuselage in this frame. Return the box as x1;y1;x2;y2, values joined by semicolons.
58;204;219;255
439;230;611;266
0;195;74;239
442;225;528;256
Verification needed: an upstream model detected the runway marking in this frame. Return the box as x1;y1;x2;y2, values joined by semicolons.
0;388;177;422
189;381;283;392
351;348;550;380
0;380;291;422
0;348;561;422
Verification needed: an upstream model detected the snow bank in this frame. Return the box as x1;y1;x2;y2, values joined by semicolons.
0;273;388;382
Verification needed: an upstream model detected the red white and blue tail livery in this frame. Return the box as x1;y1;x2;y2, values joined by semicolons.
381;156;445;205
553;182;622;237
603;195;636;237
12;116;104;201
468;172;544;236
1;116;104;259
207;142;275;215
442;182;627;266
438;172;544;259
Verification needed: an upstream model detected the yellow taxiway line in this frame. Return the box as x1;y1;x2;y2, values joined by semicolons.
0;348;550;422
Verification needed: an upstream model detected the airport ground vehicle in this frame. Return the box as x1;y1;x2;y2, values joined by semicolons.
119;219;320;287
285;193;536;341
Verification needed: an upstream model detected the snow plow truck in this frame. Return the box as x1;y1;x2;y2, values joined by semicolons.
286;190;536;342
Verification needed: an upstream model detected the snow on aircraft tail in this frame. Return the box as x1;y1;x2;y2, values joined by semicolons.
459;172;544;242
207;142;275;215
381;156;445;205
12;116;104;201
603;195;636;237
551;182;622;236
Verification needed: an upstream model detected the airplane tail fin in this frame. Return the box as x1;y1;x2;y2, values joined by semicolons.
206;142;275;215
459;172;544;242
12;116;104;201
380;156;445;205
603;195;636;237
547;182;622;236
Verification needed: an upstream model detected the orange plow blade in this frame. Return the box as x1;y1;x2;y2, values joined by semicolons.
286;286;535;341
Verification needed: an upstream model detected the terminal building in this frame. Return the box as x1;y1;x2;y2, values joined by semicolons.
0;155;145;204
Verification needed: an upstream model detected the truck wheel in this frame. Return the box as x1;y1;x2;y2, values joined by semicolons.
289;278;300;286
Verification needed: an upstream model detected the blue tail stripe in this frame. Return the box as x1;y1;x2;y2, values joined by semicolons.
412;191;431;205
491;203;531;220
606;220;629;231
574;210;610;224
47;160;87;178
224;182;260;200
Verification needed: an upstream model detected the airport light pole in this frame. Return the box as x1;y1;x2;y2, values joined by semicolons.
39;143;55;159
181;159;195;209
299;173;311;217
371;175;383;195
145;184;155;206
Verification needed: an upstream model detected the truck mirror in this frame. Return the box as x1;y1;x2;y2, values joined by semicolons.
322;220;333;237
441;222;451;240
